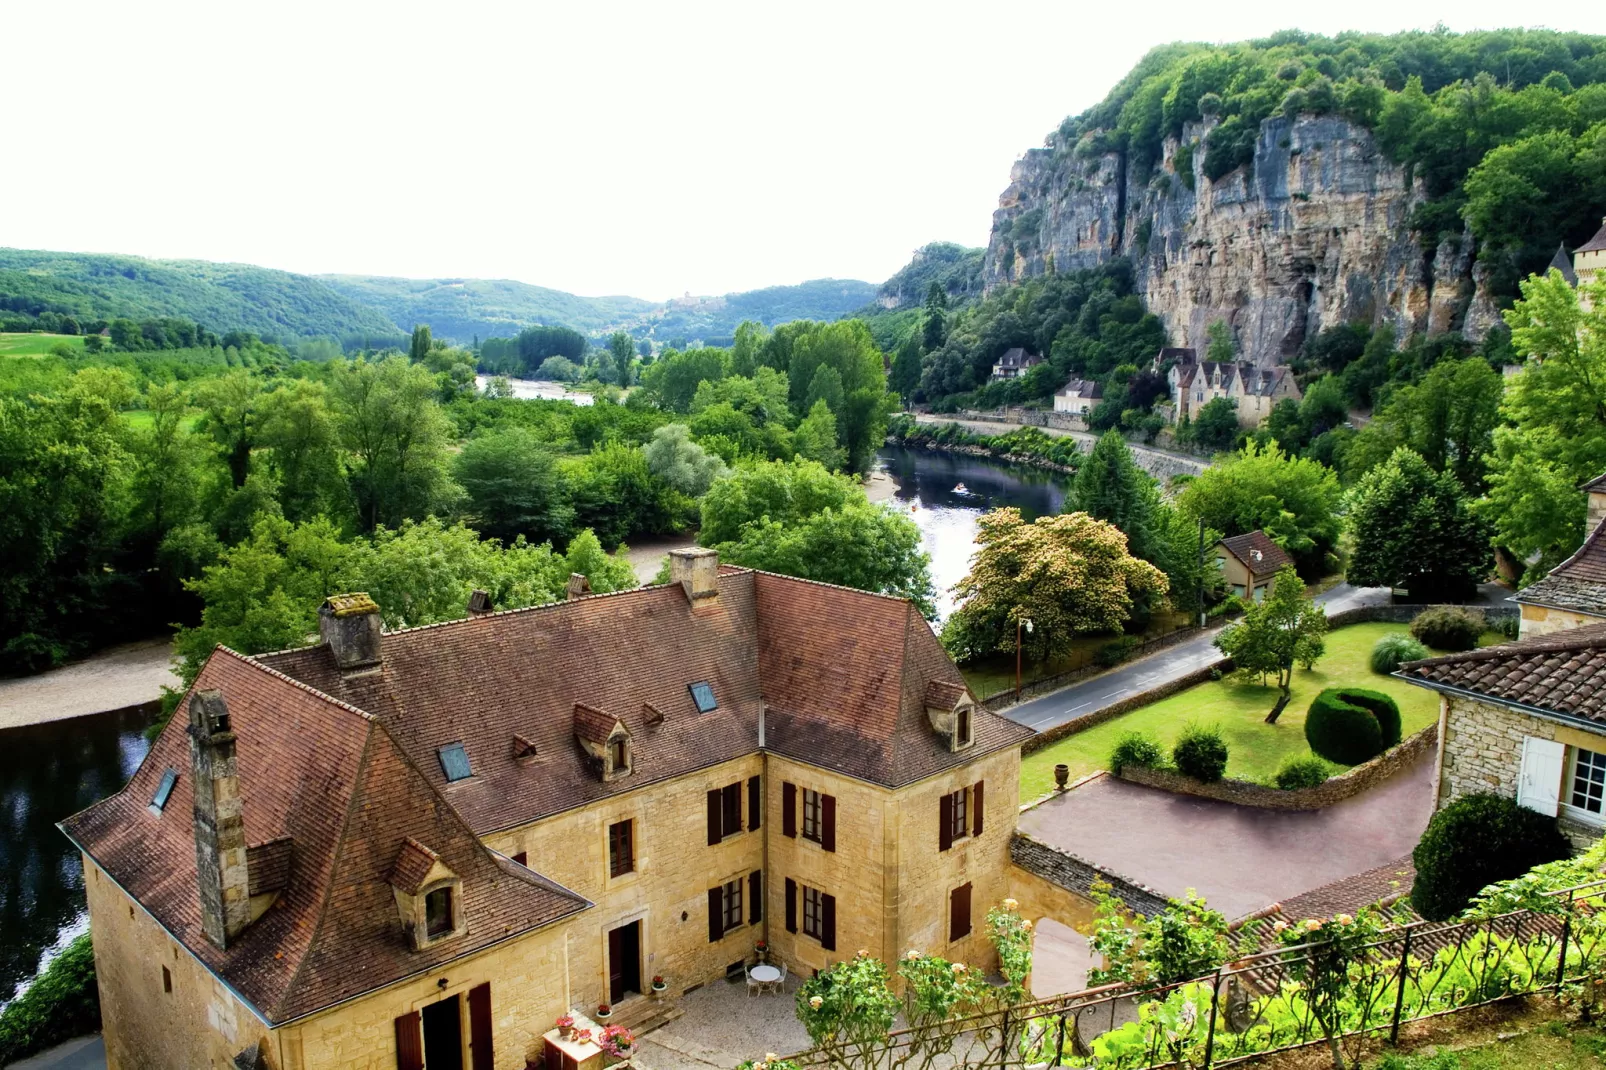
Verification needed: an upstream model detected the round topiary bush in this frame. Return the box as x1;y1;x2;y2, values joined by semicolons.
1109;731;1164;774
1371;633;1430;674
1411;792;1572;921
1273;753;1333;790
1410;606;1484;652
1172;723;1229;782
1305;688;1403;765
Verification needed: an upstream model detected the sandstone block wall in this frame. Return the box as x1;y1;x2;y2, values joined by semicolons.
1518;602;1606;638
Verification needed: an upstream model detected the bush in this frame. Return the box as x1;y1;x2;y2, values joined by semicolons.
1410;606;1484;651
1172;723;1229;782
0;933;100;1065
1274;753;1333;790
1110;731;1165;774
1370;633;1430;674
1095;635;1141;667
1411;792;1572;921
1305;687;1403;765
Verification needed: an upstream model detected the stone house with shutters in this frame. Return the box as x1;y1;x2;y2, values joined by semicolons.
61;548;1031;1070
1514;473;1606;638
1398;624;1606;852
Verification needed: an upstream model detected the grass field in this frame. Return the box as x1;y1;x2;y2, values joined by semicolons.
1019;622;1478;798
1369;1019;1606;1068
0;332;86;356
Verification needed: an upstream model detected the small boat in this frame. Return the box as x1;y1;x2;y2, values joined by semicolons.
953;482;974;496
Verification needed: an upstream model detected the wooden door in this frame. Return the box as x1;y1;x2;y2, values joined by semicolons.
608;921;642;1004
468;983;493;1070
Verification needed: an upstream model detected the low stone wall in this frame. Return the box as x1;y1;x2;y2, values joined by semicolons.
1115;723;1438;812
987;625;1216;718
1326;603;1518;629
1021;659;1229;755
1010;831;1169;916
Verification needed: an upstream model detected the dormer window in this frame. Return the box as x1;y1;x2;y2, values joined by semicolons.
955;706;972;748
390;838;466;949
425;885;454;938
924;681;976;752
611;736;630;774
574;704;633;781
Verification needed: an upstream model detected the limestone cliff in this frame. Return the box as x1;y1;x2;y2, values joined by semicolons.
984;114;1499;365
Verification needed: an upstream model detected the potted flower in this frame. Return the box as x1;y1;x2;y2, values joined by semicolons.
595;1002;612;1021
650;975;667;1000
600;1024;635;1059
573;1028;594;1046
556;1013;575;1040
754;939;769;963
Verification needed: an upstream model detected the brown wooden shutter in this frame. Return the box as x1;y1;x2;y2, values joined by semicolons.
708;887;724;942
821;892;837;951
748;775;762;830
395;1010;424;1070
468;982;493;1070
821;793;837;852
949;882;972;942
749;870;763;924
707;789;722;845
785;877;797;933
972;781;985;837
939;792;954;852
782;782;797;838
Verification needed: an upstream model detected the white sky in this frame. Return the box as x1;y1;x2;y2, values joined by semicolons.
5;2;1604;300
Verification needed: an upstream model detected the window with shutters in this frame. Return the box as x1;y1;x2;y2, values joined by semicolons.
947;787;969;844
801;789;822;842
723;878;743;932
609;820;634;877
723;782;742;834
802;885;823;939
1567;746;1606;822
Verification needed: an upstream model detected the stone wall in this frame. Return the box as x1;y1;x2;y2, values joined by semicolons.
1009;833;1168;917
1021;660;1225;754
1518;602;1606;638
1115;724;1437;811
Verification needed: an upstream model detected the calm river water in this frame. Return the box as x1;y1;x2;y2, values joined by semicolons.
875;445;1071;620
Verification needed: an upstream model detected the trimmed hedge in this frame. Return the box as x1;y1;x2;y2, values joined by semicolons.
1110;731;1165;774
1173;723;1229;782
1305;687;1403;765
1410;606;1484;651
1274;753;1333;790
1370;633;1430;674
0;932;100;1065
1411;792;1572;921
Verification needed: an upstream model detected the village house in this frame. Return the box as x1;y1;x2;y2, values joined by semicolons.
61;550;1033;1070
1399;625;1606;852
1576;216;1606;294
1213;530;1293;603
1051;377;1101;416
1514;474;1606;637
1158;349;1301;428
990;347;1043;381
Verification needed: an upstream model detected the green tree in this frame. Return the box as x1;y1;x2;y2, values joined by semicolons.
1483;272;1606;575
453;428;575;544
127;382;207;548
327;357;463;531
1343;358;1502;491
890;332;922;405
1205;320;1236;364
193;370;264;488
805;365;845;419
1190;396;1241;451
644;423;729;497
1178;440;1343;575
1347;448;1493;599
409;324;433;364
640;347;729;413
1214;563;1328;721
608;331;635;387
257;379;346;524
793;400;846;471
565;441;687;548
922;281;948;352
1071;431;1162;561
698;457;856;545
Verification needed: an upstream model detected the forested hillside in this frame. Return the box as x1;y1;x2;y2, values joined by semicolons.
0;249;404;345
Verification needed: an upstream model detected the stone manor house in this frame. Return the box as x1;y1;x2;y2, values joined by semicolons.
62;550;1033;1070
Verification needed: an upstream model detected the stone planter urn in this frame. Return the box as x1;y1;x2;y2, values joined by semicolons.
1054;764;1070;790
650;977;667;1000
754;941;769;964
596;1005;613;1021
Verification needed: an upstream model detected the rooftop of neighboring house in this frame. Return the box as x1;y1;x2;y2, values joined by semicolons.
1397;621;1606;729
61;556;1029;1024
993;347;1042;369
1216;531;1293;579
1579;217;1606;255
1514;517;1606;617
1055;377;1102;400
1551;243;1581;286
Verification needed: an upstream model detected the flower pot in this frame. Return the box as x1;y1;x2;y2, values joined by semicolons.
596;1009;612;1021
1054;764;1070;790
650;986;666;1001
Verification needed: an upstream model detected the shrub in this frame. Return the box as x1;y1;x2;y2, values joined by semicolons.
1492;613;1519;639
1305;687;1403;765
1411;792;1571;921
1095;635;1141;668
1110;731;1164;774
0;933;100;1065
1410;606;1484;651
1274;753;1333;790
1370;633;1430;674
1172;723;1229;782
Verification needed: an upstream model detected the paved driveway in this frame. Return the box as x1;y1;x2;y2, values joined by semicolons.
1004;583;1392;734
1017;753;1436;920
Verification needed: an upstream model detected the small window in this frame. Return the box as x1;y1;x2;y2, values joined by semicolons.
162;965;172;994
689;682;717;713
425;886;454;938
610;736;629;773
955;706;972;747
722;878;743;934
948;788;969;843
609;820;635;877
722;782;742;835
802;885;823;939
801;789;823;843
1571;747;1606;817
438;744;472;783
511;852;527;867
149;769;178;813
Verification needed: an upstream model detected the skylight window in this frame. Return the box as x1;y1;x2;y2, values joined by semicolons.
689;682;717;713
149;769;178;814
438;743;472;783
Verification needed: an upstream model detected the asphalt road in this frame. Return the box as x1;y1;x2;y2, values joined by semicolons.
1002;583;1394;733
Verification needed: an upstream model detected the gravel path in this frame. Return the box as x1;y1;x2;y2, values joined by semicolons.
0;639;177;729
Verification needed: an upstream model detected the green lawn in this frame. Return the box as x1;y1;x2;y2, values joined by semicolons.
0;332;86;356
1020;622;1463;798
1367;1020;1606;1068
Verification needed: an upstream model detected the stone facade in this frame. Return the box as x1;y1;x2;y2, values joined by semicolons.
1437;696;1606;851
1517;602;1606;638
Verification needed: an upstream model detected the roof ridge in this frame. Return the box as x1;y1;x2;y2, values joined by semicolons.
1521;513;1606;591
750;565;920;607
1401;627;1606;671
223;646;376;723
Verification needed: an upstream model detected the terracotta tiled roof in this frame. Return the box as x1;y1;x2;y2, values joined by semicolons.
1397;622;1606;725
573;703;622;744
59;650;588;1025
924;681;969;711
246;837;293;897
1218;531;1293;578
389;837;441;895
1515;520;1606;615
1578;218;1606;254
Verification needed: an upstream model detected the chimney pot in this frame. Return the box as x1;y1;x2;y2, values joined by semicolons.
467;589;493;616
566;573;593;601
319;594;382;670
668;547;720;603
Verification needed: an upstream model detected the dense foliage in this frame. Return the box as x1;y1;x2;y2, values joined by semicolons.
1411;792;1572;921
1110;731;1166;775
1305;687;1402;765
1274;753;1334;790
1369;633;1429;674
1408;606;1486;652
0;933;99;1066
1171;723;1229;782
1214;564;1328;717
1346;448;1493;599
1178;442;1342;575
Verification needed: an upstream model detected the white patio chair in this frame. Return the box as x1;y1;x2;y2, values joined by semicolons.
745;964;763;998
771;962;789;995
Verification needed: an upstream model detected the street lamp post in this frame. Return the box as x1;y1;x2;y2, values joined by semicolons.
1015;617;1034;701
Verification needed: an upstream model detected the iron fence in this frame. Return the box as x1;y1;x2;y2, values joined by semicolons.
782;878;1606;1070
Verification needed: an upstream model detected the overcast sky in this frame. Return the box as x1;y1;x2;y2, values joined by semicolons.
6;3;1604;300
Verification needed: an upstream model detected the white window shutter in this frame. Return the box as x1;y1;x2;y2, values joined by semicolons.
1517;737;1565;817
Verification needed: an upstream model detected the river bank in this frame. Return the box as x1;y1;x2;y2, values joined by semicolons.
0;639;176;731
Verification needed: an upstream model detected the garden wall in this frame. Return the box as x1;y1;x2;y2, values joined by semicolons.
1009;831;1168;917
1113;724;1438;812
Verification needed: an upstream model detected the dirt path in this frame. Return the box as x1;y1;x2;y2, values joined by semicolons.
0;639;178;730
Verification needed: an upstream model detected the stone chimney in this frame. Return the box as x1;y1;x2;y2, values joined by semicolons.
319;594;382;671
466;589;493;617
188;690;250;949
668;547;720;604
566;573;593;600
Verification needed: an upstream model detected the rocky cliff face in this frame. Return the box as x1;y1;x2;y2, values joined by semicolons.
984;114;1500;365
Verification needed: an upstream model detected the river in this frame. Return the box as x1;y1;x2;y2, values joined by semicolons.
875;445;1072;620
474;374;594;404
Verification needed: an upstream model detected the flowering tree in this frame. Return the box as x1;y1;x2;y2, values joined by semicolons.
1274;910;1388;1070
1085;882;1239;990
